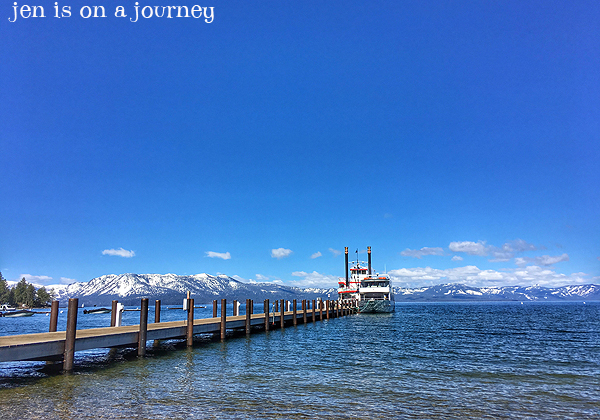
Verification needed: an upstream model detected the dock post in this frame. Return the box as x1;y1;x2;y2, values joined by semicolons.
303;300;307;324
326;300;330;320
49;300;59;332
233;300;238;316
275;300;279;312
312;300;316;323
280;299;285;329
220;299;226;340
153;300;161;348
213;300;218;318
187;298;194;347
264;299;269;331
245;298;251;335
293;299;297;326
111;300;118;327
138;298;149;357
155;300;161;323
319;300;323;321
63;298;78;372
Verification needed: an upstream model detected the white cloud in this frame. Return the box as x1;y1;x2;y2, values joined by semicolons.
102;248;135;258
271;248;293;259
329;248;342;257
60;277;77;284
449;241;488;256
290;271;339;288
515;254;569;266
311;251;322;259
19;274;53;285
389;263;588;288
205;251;232;260
510;239;538;253
401;247;444;259
255;274;269;281
451;256;463;261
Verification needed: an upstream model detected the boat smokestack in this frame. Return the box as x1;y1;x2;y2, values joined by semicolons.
368;246;372;275
345;247;349;287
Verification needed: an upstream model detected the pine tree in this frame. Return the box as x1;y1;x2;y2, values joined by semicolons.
13;278;28;307
0;272;10;304
35;287;53;307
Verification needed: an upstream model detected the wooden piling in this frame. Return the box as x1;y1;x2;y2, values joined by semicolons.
245;299;251;335
138;298;149;357
275;300;279;312
326;300;330;320
155;300;161;323
49;300;59;332
213;300;218;318
280;299;285;329
63;298;78;372
110;300;118;327
264;299;269;331
187;298;194;347
319;300;323;321
153;300;161;348
303;300;307;324
220;299;226;340
233;300;238;316
293;299;297;326
312;300;316;323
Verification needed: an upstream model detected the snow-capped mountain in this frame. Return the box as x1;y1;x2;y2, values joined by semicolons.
394;283;600;301
49;273;335;306
47;273;600;306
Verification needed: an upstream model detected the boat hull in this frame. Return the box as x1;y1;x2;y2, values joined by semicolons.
358;299;395;313
2;310;34;317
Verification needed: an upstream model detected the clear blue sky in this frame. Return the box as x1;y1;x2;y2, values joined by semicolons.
1;0;598;289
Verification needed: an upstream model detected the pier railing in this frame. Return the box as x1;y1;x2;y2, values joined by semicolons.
0;297;358;372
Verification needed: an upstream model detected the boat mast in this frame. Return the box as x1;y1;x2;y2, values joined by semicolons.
368;246;372;275
345;246;349;288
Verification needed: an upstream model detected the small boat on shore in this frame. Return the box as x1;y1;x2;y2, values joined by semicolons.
83;307;111;314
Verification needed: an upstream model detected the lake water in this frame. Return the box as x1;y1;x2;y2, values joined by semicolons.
0;302;599;419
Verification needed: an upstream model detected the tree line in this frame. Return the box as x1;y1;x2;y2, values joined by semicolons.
0;272;55;308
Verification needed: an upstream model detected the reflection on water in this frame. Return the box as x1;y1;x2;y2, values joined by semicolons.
0;303;599;419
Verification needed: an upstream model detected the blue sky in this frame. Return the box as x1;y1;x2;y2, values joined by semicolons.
1;0;598;289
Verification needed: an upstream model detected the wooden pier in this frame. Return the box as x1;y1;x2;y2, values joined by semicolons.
0;298;357;372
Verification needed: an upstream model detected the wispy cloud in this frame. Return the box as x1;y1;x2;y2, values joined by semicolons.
60;277;77;284
271;248;293;259
451;256;463;261
205;251;231;260
389;263;587;288
448;239;539;263
515;254;569;266
102;248;135;258
401;247;444;259
19;274;53;284
449;241;488;256
311;251;322;259
329;248;341;257
290;271;339;288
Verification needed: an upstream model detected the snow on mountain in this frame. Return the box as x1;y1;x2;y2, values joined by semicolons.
394;283;600;301
46;273;600;305
49;273;336;305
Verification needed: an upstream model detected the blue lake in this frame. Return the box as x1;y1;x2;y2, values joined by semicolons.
0;302;599;419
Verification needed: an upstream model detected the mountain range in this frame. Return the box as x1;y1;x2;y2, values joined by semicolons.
46;273;600;306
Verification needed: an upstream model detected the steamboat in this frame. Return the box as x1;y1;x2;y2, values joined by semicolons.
338;246;395;313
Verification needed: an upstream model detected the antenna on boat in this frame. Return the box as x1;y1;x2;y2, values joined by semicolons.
368;246;372;275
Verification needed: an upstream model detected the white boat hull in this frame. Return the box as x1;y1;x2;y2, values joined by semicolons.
2;310;34;317
358;299;395;313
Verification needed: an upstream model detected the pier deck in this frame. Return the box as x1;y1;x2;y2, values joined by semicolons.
0;305;344;365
